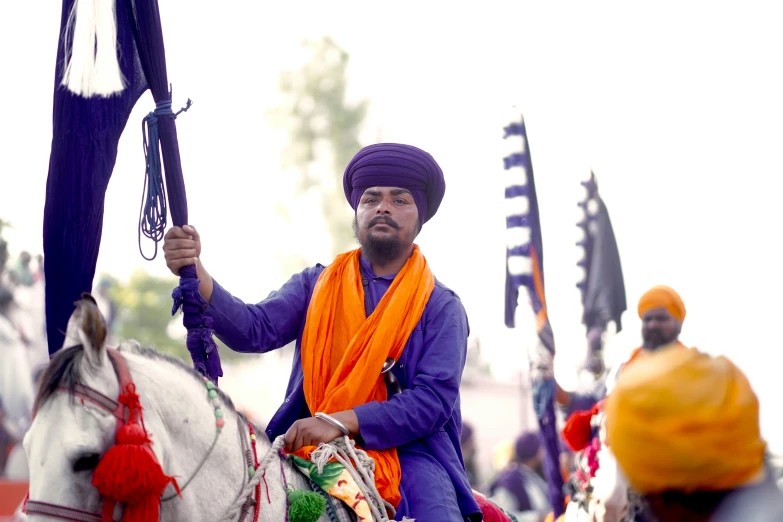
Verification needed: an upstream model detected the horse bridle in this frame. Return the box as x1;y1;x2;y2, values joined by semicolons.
22;348;223;522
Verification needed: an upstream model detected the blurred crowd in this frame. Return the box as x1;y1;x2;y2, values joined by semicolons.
461;421;572;522
0;244;118;478
0;239;48;480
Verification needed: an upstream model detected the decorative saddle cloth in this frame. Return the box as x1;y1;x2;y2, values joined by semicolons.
291;447;518;522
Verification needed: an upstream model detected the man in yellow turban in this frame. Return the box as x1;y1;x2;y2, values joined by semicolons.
556;285;688;522
636;284;685;352
556;284;686;414
606;346;783;521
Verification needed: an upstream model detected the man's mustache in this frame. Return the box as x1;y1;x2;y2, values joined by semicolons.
368;216;401;229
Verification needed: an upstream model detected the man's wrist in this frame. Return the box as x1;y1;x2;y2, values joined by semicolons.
330;410;360;435
315;412;350;435
195;258;214;303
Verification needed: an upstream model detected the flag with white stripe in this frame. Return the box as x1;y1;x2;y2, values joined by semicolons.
502;118;552;351
501;115;564;517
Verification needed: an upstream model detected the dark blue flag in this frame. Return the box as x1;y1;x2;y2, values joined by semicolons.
576;172;627;373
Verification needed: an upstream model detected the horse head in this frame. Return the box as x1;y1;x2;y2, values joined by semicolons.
21;293;314;522
23;293;120;520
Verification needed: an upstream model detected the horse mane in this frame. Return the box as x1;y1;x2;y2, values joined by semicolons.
118;341;238;414
34;344;84;414
35;295;102;412
35;294;245;427
35;339;238;417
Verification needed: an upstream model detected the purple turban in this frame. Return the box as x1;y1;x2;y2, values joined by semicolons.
515;432;542;461
343;143;446;224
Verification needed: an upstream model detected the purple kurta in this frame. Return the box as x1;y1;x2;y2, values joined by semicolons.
563;389;604;417
204;256;481;521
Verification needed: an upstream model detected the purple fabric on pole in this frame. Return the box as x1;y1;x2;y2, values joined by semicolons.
44;0;148;355
533;379;564;517
44;0;221;382
171;276;221;378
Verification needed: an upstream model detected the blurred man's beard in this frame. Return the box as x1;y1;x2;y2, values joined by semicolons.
643;331;677;350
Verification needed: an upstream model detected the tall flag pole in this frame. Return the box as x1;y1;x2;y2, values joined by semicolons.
575;172;627;375
502;114;565;517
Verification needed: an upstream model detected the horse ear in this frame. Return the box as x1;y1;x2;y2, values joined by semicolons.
66;294;109;369
80;292;98;306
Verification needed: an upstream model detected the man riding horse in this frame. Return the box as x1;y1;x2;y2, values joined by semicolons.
163;143;482;521
556;286;688;521
556;285;686;417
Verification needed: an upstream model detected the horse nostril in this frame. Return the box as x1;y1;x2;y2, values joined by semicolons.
73;453;101;472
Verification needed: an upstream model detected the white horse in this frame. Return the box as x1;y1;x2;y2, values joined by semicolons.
22;295;342;522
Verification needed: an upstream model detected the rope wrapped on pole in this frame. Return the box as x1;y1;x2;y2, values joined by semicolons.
171;275;221;380
138;100;173;261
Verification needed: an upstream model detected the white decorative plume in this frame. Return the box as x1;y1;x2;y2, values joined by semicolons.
61;0;126;98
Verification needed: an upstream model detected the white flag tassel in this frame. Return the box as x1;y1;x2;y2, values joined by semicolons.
61;0;126;98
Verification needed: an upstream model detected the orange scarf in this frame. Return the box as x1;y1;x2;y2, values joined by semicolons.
623;341;686;372
297;245;434;507
562;341;687;452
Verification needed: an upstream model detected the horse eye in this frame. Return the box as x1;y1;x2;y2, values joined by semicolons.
73;453;101;472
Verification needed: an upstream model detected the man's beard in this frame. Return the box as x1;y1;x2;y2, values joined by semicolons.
643;330;679;350
353;217;403;263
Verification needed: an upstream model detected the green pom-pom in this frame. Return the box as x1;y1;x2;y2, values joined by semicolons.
287;489;325;522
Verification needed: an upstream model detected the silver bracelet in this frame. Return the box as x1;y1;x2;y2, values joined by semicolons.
315;412;350;436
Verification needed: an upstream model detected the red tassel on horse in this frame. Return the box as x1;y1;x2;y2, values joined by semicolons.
561;409;593;452
473;491;515;522
91;384;179;522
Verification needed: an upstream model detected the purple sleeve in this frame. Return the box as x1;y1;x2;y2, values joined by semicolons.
354;294;467;450
562;391;602;417
203;267;318;353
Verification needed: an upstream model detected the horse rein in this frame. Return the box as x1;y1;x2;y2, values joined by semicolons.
22;348;246;522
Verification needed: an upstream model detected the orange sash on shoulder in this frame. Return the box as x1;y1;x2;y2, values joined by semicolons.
562;342;686;452
297;245;434;507
622;341;686;374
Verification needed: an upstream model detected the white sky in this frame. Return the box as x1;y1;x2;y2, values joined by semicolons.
1;1;782;449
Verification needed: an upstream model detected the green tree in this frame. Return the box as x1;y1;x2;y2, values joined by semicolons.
270;36;369;258
106;270;241;363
